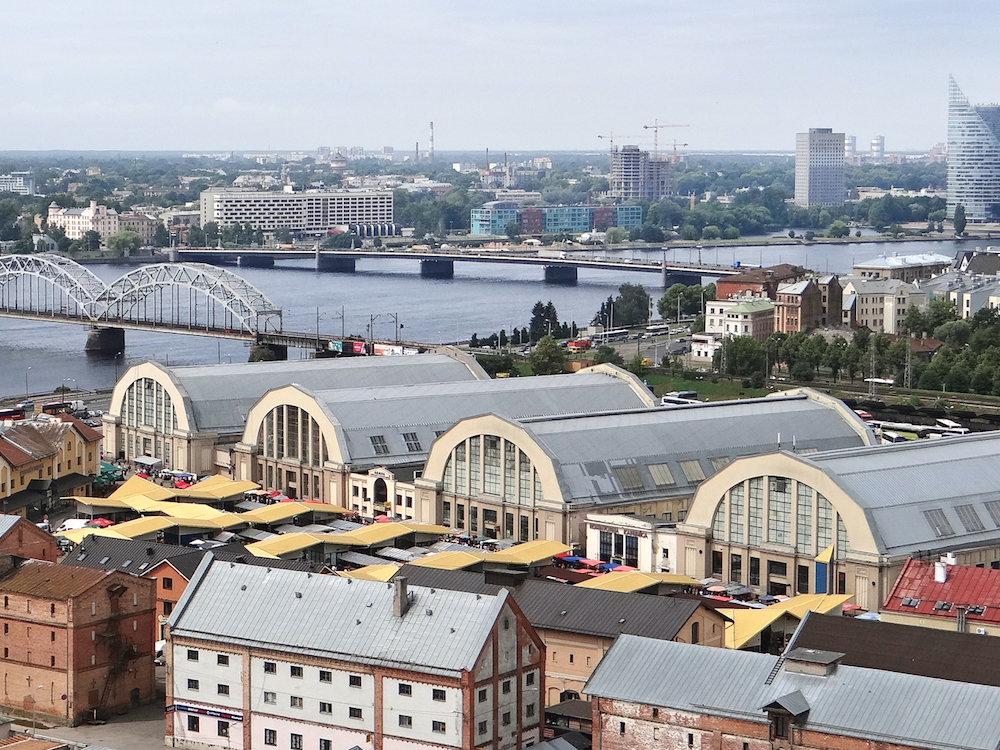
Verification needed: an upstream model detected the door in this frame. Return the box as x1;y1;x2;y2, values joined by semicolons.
854;571;869;609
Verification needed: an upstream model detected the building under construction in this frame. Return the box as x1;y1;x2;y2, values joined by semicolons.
609;144;672;201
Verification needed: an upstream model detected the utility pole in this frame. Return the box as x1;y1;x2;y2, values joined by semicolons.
868;338;878;399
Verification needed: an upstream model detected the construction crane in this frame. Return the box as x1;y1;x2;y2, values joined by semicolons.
671;140;689;165
643;120;690;159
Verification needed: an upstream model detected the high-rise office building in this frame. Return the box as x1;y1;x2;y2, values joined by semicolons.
948;76;1000;223
870;135;885;163
794;128;845;208
609;145;670;201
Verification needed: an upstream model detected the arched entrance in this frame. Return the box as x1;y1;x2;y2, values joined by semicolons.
373;478;388;515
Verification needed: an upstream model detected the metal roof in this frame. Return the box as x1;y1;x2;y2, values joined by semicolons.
882;558;1000;624
515;392;870;507
790;610;1000;687
802;431;1000;557
0;559;116;599
168;556;508;677
854;253;953;269
392;565;704;641
144;352;487;435
303;370;653;467
0;517;20;540
584;634;1000;750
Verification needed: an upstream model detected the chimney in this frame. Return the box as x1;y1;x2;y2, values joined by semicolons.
934;560;947;583
394;577;409;617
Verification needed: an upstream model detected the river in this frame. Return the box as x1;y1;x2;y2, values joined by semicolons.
0;239;968;399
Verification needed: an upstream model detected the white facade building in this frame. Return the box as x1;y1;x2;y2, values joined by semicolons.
795;128;846;208
199;188;394;234
840;276;927;334
0;171;35;195
47;200;119;240
585;513;679;573
948;77;1000;223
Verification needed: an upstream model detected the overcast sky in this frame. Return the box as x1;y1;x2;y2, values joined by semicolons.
5;1;999;153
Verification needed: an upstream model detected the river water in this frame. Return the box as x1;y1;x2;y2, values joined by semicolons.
0;239;967;398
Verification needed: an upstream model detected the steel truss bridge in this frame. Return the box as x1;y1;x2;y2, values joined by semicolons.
0;254;353;354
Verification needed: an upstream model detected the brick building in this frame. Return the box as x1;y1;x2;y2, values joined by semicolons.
773;280;823;334
166;557;545;750
0;516;57;562
0;558;156;725
585;634;1000;750
715;264;807;302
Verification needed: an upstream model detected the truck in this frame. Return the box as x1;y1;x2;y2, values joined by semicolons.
537;249;568;260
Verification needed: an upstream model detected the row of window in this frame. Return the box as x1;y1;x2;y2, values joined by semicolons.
443;502;535;540
442;435;543;505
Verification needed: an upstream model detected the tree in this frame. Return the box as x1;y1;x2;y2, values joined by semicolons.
187;225;206;246
954;204;967;235
505;222;521;241
152;224;170;247
592;345;625;366
274;227;293;244
81;230;102;252
605;227;628;244
527;335;566;375
106;229;143;256
657;283;714;320
626;355;646;378
701;225;721;240
827;220;849;238
714;336;766;377
934;319;972;350
204;221;220;244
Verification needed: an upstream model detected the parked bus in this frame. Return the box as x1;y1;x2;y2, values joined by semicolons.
935;418;970;435
598;328;629;343
0;408;25;421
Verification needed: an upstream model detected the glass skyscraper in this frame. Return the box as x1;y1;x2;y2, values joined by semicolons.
948;76;1000;223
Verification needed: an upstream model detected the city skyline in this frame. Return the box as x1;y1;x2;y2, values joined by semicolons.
4;2;1000;153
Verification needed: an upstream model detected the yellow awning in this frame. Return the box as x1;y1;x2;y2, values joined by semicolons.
322;522;452;547
108;475;175;501
486;540;571;565
815;544;835;564
769;593;854;619
339;564;399;582
239;502;349;525
409;550;486;570
109;516;176;538
55;526;131;544
245;532;326;558
71;496;132;509
575;571;704;593
717;607;797;649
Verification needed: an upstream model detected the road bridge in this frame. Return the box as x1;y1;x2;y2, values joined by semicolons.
0;254;418;359
172;246;742;287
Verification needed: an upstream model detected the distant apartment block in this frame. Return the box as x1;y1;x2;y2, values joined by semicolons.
948;76;1000;222
47;201;119;241
470;203;642;236
0;171;35;196
118;214;159;245
853;253;953;283
609;145;671;201
199;188;394;235
794;128;845;207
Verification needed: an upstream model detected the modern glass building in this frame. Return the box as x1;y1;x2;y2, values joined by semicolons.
794;128;845;208
948;76;1000;223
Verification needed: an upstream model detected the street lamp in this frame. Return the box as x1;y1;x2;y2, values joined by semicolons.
24;367;30;398
30;683;44;735
367;314;381;351
385;312;401;344
63;378;76;395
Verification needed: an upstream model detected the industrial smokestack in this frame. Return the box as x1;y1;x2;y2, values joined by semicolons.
415;142;419;161
429;122;434;164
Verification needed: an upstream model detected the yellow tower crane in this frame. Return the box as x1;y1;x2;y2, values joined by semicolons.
643;120;690;159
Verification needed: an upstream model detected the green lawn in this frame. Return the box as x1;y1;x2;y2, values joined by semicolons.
643;371;770;401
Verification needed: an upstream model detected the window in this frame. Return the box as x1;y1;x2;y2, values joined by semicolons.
398;682;412;696
218;721;229;737
679;460;706;483
187;679;199;691
187;649;199;662
526;703;535;717
478;720;488;735
773;714;788;739
526;672;535;686
290;734;302;750
263;661;276;674
432;688;446;701
349;674;362;687
399;715;413;728
290;696;303;709
653;708;659;718
478;688;487;702
569;653;574;664
162;577;173;590
263;691;276;704
797;565;809;594
502;712;511;726
264;728;277;746
712;550;723;576
319;669;332;683
691;621;700;644
730;553;742;582
502;680;511;694
648;463;675;487
432;720;446;733
370;435;390;455
349;707;363;720
614;466;644;492
319;701;332;714
403;433;421;452
217;684;230;696
187;715;200;732
217;654;229;666
749;557;760;587
767;560;787;579
619;722;626;735
290;665;303;678
319;741;331;750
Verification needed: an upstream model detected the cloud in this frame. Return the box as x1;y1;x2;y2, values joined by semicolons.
213;98;242;114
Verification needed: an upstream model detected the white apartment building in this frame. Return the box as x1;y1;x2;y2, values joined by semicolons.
166;557;544;750
0;171;35;195
693;295;773;361
199;188;393;234
47;200;120;241
794;128;846;207
841;276;927;334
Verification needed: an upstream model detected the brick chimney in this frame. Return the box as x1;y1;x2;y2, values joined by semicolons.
394;577;409;617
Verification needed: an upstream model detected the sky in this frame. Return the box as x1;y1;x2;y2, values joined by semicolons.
5;1;1000;154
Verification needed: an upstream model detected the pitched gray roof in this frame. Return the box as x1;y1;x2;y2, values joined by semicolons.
393;565;705;641
584;634;1000;750
169;555;507;677
802;431;1000;557
0;517;21;540
307;370;652;466
152;352;486;435
514;392;871;507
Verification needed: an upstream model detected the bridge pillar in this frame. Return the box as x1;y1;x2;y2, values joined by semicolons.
316;255;356;273
237;255;275;268
663;270;703;287
420;259;454;278
544;265;578;284
84;327;125;354
249;343;288;361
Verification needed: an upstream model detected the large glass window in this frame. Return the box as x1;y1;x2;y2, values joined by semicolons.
767;477;791;546
533;468;542;504
287;406;299;460
518;451;531;505
728;484;744;544
483;436;501;495
796;483;813;555
503;442;516;502
454;442;466;495
265;412;274;458
711;504;725;539
469;437;481;496
599;531;612;562
836;517;849;560
442;456;453;493
817;494;834;552
310;418;320;467
748;478;763;546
